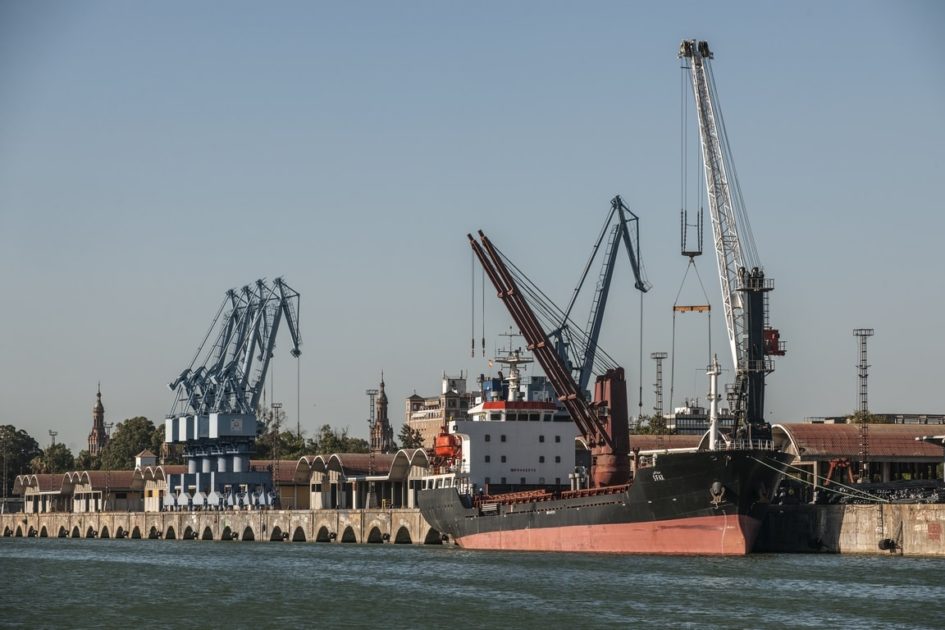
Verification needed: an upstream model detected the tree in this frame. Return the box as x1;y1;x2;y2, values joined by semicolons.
633;415;672;435
0;425;41;496
309;424;369;455
30;443;75;474
98;417;156;470
848;410;887;424
75;449;99;471
398;424;425;449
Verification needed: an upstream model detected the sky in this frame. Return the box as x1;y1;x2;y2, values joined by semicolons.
1;1;943;454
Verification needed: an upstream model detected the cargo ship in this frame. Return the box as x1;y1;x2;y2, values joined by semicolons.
416;230;791;555
418;444;792;555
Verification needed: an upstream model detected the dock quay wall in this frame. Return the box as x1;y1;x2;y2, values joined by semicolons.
7;504;945;555
0;508;443;545
757;504;945;556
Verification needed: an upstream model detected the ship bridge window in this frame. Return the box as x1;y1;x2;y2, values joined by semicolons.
555;435;561;443
507;413;517;421
485;434;491;442
501;435;507;442
529;413;539;421
555;456;561;463
543;414;551;422
539;435;545;443
501;455;507;463
490;413;501;421
539;456;545;463
485;455;491;463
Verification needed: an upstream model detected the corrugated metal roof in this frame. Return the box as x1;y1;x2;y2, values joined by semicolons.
35;473;66;492
80;470;137;490
777;423;945;460
250;459;307;484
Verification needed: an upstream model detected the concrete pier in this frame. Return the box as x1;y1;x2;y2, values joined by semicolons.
0;508;445;545
756;504;945;556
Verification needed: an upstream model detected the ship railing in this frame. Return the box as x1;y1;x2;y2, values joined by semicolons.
726;439;775;451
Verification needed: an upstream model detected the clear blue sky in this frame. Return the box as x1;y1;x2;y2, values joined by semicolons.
1;1;943;453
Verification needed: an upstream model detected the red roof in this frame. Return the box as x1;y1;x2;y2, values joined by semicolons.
250;460;307;484
777;423;945;460
80;470;137;490
35;473;66;492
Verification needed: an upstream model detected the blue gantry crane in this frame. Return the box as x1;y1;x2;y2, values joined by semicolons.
553;195;651;395
164;277;302;510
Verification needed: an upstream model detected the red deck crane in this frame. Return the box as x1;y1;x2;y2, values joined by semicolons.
469;231;629;488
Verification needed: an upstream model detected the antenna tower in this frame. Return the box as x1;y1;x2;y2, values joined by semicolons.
48;430;58;447
366;388;379;477
650;352;668;418
853;329;875;415
366;388;379;428
853;328;874;482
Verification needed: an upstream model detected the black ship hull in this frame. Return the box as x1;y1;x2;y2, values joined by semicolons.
418;448;791;555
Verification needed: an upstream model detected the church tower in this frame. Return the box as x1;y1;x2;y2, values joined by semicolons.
88;384;109;456
370;374;394;453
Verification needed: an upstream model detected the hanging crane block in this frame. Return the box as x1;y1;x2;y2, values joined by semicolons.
674;305;711;313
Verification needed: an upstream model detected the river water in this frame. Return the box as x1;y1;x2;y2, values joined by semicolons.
1;539;943;629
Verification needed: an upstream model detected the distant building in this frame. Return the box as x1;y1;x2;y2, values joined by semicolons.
405;373;476;449
804;413;945;425
666;399;735;436
87;385;109;457
772;423;945;487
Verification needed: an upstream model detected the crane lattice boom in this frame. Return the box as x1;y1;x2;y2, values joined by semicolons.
679;39;784;436
168;277;302;417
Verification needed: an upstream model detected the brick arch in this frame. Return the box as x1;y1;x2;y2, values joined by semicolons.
423;527;444;545
14;525;23;537
394;526;412;544
201;526;213;541
165;525;177;540
291;526;306;542
85;526;96;538
241;526;255;541
27;526;37;537
315;525;332;542
340;525;358;543
152;526;165;540
3;525;12;537
132;526;143;539
71;525;81;538
270;526;284;542
100;526;110;539
367;526;384;543
220;526;234;541
58;526;68;538
115;526;125;539
39;525;48;538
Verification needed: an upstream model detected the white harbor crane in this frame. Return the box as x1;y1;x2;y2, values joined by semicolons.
679;39;785;440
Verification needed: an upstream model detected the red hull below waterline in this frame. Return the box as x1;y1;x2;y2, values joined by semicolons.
454;513;761;555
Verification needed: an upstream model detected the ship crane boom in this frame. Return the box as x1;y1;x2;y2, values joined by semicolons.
470;231;629;487
679;39;784;437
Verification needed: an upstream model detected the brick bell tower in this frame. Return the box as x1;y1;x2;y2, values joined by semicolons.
370;374;395;453
88;383;109;456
